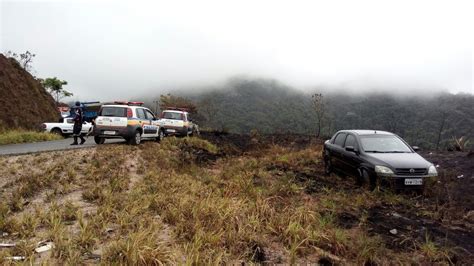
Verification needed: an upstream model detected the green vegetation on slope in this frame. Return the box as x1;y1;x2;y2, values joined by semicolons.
0;130;62;145
154;77;473;150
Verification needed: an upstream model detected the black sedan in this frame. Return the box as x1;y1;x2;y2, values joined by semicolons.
323;130;437;190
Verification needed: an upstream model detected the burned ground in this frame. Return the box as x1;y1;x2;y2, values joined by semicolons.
0;134;472;264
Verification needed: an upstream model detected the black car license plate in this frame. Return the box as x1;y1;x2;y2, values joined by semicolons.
404;178;422;185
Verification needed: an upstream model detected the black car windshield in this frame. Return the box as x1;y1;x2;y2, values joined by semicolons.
360;135;412;153
162;112;182;120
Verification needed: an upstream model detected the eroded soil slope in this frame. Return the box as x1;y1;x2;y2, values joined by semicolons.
0;54;59;130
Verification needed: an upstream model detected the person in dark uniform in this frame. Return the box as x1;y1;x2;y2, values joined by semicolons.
71;101;86;145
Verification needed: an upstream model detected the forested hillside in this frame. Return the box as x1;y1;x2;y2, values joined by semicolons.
147;78;473;150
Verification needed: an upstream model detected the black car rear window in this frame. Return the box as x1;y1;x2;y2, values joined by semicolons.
334;133;347;147
100;107;127;117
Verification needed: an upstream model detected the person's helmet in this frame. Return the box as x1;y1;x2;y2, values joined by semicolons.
75;101;81;106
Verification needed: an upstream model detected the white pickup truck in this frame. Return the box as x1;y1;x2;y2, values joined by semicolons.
42;118;93;137
159;109;199;136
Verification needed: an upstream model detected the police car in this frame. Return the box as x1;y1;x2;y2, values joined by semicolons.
93;102;164;145
159;108;199;136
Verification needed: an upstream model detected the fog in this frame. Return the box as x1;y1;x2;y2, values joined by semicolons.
1;0;473;100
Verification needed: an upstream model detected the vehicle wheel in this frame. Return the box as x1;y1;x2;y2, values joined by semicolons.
51;128;63;136
129;131;141;145
191;126;200;137
94;136;105;144
324;158;332;176
359;169;376;190
156;129;165;142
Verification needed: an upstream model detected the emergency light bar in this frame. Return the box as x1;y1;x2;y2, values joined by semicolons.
114;101;144;106
163;106;190;112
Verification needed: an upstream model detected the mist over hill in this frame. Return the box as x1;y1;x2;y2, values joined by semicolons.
143;77;474;150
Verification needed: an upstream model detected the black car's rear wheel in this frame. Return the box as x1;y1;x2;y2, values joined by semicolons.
324;158;332;176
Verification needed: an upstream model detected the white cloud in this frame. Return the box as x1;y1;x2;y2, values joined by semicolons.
1;0;472;99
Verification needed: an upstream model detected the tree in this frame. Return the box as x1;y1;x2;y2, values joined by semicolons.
312;93;326;137
42;77;73;106
6;50;36;72
159;93;197;114
198;96;218;127
435;110;448;150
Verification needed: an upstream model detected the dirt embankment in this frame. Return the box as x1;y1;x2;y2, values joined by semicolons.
0;54;59;130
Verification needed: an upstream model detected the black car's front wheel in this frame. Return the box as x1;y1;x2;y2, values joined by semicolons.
358;169;376;190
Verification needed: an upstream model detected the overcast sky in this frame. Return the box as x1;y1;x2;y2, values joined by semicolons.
1;0;473;100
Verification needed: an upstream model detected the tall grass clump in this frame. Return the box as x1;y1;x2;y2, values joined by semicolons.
0;130;62;145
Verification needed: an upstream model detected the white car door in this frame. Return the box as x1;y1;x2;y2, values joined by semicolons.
136;108;151;138
65;118;74;133
144;109;159;136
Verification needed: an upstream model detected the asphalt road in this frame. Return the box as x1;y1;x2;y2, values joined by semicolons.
0;138;125;156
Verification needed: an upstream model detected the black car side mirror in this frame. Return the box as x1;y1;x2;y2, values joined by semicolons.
412;146;420;152
345;146;357;153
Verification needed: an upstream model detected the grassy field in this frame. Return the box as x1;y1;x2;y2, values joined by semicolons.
0;130;62;145
0;135;472;264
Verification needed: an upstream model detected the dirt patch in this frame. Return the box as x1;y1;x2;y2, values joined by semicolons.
176;143;223;165
421;151;474;213
367;204;474;262
335;212;359;229
421;151;474;179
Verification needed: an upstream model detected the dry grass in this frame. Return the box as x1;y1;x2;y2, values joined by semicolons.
0;136;467;264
